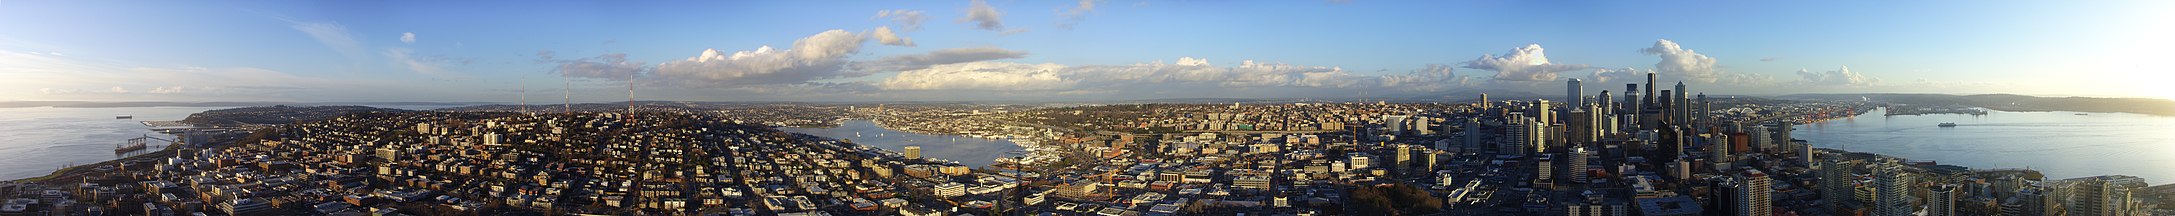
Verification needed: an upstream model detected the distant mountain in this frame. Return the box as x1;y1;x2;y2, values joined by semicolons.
1780;93;2175;116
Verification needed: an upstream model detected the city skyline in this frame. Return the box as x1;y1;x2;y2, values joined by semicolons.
3;1;2171;102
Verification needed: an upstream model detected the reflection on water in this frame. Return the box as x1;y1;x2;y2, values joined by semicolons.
780;120;1022;168
0;107;213;180
1797;108;2175;184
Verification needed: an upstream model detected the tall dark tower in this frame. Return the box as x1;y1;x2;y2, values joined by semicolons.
1659;89;1675;124
1624;84;1640;115
1645;72;1658;106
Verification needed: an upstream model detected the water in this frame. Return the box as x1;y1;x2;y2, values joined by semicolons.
0;106;218;180
780;119;1024;168
1795;107;2175;184
0;104;468;180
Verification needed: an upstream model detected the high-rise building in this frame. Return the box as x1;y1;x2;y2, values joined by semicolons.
1568;108;1596;145
1503;115;1543;156
1736;169;1774;216
1710;133;1732;171
1567;78;1584;110
1570;147;1590;183
1645;72;1658;105
1819;157;1860;213
1395;144;1415;170
1873;160;1915;216
1480;93;1491;109
2066;176;2122;216
1531;99;1555;126
1928;184;1959;216
1598;91;1613;116
1383;115;1413;135
1696;93;1710;129
1673;82;1689;125
904;145;922;159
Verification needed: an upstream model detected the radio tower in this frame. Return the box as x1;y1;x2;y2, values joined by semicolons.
563;75;572;115
626;72;636;126
519;82;529;114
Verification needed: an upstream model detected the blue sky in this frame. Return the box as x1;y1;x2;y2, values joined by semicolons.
2;0;2169;102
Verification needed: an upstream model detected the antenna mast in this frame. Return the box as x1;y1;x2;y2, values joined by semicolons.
563;75;572;115
520;82;529;114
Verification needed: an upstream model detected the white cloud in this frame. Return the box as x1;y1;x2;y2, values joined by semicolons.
1461;44;1592;82
1378;64;1471;92
108;86;127;93
1586;67;1648;85
1795;66;1877;86
287;21;365;58
881;62;1075;90
400;32;416;44
652;29;868;87
874;10;927;31
871;26;915;47
1056;0;1099;29
960;0;1008;31
1640;39;1723;83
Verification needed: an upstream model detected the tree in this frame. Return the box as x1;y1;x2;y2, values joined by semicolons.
1347;184;1444;215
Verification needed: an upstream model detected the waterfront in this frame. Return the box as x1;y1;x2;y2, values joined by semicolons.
1796;107;2175;184
780;119;1024;168
0;106;215;180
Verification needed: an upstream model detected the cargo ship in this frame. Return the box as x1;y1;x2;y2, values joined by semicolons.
1937;122;1958;127
116;115;132;119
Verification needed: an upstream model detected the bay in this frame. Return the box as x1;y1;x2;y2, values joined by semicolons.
779;119;1024;168
1795;107;2175;184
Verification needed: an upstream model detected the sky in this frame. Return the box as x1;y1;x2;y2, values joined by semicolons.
2;0;2170;103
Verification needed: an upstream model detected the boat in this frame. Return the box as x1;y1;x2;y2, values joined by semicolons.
2075;113;2090;115
1937;122;1958;127
115;115;132;119
116;140;147;153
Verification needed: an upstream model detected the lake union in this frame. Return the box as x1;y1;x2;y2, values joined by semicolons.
1797;107;2175;184
780;119;1024;168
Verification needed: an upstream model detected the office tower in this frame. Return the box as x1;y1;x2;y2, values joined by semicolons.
1773;121;1793;149
1530;99;1555;125
1570;147;1590;183
1479;93;1491;109
1383;115;1412;135
1504;115;1543;156
1748;126;1772;153
1673;82;1689;126
1657;89;1674;125
1873;161;1914;216
1566;78;1584;110
1463;119;1483;150
1396;144;1414;170
1598;90;1614;117
1710;133;1732;171
1623;84;1640;114
1696;93;1709;129
1928;184;1958;216
1568;108;1595;145
1645;72;1658;105
1819;157;1859;212
1737;169;1774;216
904;145;922;159
1536;154;1555;185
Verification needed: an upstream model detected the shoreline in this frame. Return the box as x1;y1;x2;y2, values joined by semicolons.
10;145;179;183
